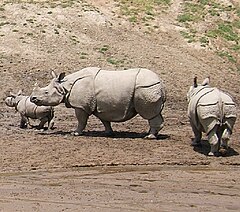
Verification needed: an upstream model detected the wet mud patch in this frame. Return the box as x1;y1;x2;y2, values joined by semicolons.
1;165;240;211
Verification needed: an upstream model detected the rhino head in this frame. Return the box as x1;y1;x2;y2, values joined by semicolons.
5;90;24;107
187;77;210;102
30;71;66;106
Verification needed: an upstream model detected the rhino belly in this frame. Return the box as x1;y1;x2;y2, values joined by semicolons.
25;99;50;119
94;70;138;122
94;106;137;122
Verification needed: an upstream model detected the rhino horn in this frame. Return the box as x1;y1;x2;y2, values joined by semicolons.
10;91;16;97
202;77;210;86
33;82;40;91
51;70;57;78
17;89;22;96
194;76;198;88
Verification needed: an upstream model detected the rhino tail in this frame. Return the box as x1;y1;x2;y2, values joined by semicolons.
218;91;224;125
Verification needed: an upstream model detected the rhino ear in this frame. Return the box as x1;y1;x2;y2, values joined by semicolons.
51;70;57;79
34;82;39;88
193;77;198;88
58;72;65;82
202;77;210;86
17;89;22;96
10;91;16;97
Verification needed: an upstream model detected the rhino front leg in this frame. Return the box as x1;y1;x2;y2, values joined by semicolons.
208;128;219;156
145;114;164;139
47;116;55;130
38;117;48;130
20;115;28;128
73;108;89;136
100;119;113;136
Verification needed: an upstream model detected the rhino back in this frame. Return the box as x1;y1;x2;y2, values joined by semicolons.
188;87;217;132
17;97;52;119
197;89;236;118
191;88;237;133
64;67;101;91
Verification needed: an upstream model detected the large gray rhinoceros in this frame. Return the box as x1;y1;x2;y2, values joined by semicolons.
5;90;54;129
30;67;166;139
187;77;237;156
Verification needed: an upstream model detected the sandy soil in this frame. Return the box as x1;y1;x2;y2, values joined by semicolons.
0;0;240;211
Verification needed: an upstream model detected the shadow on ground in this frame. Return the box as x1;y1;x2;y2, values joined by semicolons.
38;129;170;140
193;140;239;157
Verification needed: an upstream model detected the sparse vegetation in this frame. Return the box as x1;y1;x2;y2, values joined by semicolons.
99;45;109;54
177;0;240;65
107;57;124;66
70;35;80;44
79;52;88;59
0;0;239;70
116;0;171;29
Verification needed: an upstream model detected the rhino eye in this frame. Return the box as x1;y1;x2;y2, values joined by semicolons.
45;90;49;94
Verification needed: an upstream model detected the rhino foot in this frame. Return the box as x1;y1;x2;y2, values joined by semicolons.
191;140;201;146
219;146;228;156
72;131;84;136
208;151;220;157
144;134;157;140
208;152;214;156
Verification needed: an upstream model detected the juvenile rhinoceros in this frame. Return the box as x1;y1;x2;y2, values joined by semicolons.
30;67;166;139
5;90;54;130
187;77;237;156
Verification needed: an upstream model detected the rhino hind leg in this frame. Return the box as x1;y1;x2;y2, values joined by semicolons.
38;117;48;130
100;119;113;136
73;108;89;136
47;114;55;130
48;118;54;130
20;115;28;128
190;120;202;146
208;127;220;156
144;114;163;139
218;127;231;156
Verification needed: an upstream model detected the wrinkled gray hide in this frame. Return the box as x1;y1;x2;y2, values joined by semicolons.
5;90;54;129
187;77;236;156
30;67;166;139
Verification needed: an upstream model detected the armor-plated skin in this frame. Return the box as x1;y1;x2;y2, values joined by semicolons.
30;67;166;139
5;90;54;129
187;77;236;156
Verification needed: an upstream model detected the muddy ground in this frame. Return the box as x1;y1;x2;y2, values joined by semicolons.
0;0;240;211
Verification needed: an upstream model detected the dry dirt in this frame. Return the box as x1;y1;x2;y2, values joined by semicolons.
0;0;240;211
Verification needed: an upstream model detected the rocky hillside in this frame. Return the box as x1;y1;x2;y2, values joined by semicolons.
0;0;239;109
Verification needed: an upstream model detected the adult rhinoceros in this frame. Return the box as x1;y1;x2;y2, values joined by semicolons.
30;67;166;139
187;77;237;156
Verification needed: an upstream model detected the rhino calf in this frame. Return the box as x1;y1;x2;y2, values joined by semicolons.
30;67;166;139
187;77;237;156
5;90;54;130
